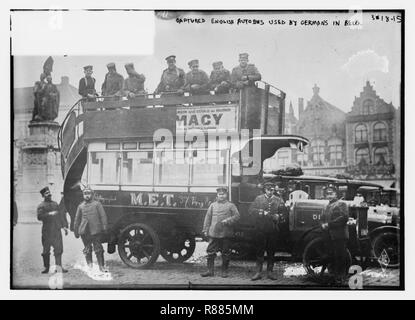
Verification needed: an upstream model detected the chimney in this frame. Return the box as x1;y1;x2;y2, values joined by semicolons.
60;76;69;85
298;97;304;118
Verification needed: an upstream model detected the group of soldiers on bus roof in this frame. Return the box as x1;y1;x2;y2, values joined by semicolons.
35;182;349;284
78;53;262;100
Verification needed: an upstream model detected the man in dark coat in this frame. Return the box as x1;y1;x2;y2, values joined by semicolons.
74;187;108;272
123;62;146;99
78;65;98;101
201;187;240;278
37;187;69;274
101;62;124;98
154;55;185;95
209;61;231;94
249;182;282;280
321;184;349;283
183;59;210;96
231;53;262;90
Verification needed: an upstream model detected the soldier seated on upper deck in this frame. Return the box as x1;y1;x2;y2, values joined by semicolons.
101;62;124;101
183;59;210;96
209;61;231;94
123;62;147;99
154;55;185;96
231;53;262;90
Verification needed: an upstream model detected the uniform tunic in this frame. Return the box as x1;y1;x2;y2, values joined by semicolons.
183;70;210;95
230;64;262;89
101;72;124;96
78;76;97;99
155;67;185;94
74;200;108;237
37;200;68;256
124;73;146;97
325;200;349;240
203;200;240;238
209;69;231;94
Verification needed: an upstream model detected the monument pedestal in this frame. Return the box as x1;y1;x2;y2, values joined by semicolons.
16;121;63;221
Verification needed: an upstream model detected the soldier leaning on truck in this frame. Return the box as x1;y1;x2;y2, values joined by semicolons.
37;186;69;274
183;59;210;96
209;61;231;94
230;53;262;90
74;187;109;272
154;55;186;95
249;182;282;281
201;187;240;278
321;184;349;284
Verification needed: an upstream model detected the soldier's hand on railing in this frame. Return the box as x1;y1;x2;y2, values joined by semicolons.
321;223;329;230
48;211;58;216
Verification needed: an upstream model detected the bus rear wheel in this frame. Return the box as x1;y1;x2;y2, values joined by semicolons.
117;223;160;269
371;231;399;268
160;235;196;263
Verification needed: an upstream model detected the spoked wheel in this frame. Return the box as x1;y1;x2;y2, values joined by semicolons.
372;231;400;268
160;235;196;263
117;223;160;269
302;237;351;277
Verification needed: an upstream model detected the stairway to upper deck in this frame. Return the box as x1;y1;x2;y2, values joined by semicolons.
57;83;288;188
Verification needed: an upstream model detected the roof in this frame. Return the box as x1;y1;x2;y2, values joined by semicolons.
13;76;81;114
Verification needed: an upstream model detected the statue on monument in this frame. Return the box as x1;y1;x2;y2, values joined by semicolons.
32;56;60;122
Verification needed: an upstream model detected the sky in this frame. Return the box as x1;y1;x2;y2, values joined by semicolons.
12;10;402;117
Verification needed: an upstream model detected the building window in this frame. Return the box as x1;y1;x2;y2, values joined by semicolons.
277;149;290;166
311;139;325;166
355;148;370;165
328;138;343;166
355;124;368;143
373;122;387;142
297;146;309;167
362;99;374;115
374;147;388;165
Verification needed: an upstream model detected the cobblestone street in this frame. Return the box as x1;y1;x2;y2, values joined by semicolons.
12;222;400;289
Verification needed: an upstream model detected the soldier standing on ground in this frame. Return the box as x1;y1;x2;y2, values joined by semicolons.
321;184;349;284
209;61;231;94
154;55;185;95
123;62;146;99
101;62;124;98
231;53;262;90
183;59;210;96
37;187;69;274
74;187;108;272
249;182;282;281
201;187;240;278
78;65;98;101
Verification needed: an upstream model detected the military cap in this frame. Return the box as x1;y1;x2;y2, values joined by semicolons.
124;62;135;70
239;53;249;59
188;59;199;67
263;182;276;189
212;61;223;68
165;55;176;62
39;186;50;196
323;184;338;193
82;185;93;193
216;187;228;193
106;62;116;69
83;65;93;71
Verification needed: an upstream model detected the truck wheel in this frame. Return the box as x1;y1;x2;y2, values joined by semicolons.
117;223;160;269
160;235;196;263
303;237;351;277
372;231;399;268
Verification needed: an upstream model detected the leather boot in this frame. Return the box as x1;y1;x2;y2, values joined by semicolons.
85;251;93;269
251;260;263;281
55;254;68;273
41;254;50;274
201;255;215;277
221;258;230;278
96;251;107;272
266;261;278;280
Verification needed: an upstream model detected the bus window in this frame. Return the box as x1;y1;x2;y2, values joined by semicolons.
154;150;190;186
315;185;325;199
192;149;228;186
88;151;120;185
121;151;153;185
